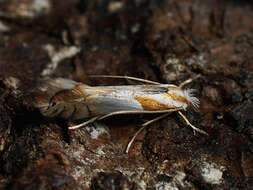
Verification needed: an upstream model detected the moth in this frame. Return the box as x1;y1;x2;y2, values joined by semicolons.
36;75;207;153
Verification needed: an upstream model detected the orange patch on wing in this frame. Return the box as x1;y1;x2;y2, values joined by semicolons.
167;86;181;90
135;96;177;111
165;92;189;104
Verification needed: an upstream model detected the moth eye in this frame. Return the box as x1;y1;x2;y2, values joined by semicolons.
48;101;57;108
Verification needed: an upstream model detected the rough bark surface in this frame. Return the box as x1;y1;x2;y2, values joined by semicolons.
0;0;253;189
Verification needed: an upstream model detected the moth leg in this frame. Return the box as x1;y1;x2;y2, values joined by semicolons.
179;74;201;88
125;125;145;154
98;108;183;121
126;113;171;153
178;111;208;135
89;75;161;85
68;116;100;130
141;113;171;127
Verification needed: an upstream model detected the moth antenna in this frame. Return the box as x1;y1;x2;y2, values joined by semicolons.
89;75;161;85
68;116;100;130
179;74;201;88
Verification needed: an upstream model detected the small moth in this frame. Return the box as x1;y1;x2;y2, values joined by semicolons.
36;75;207;153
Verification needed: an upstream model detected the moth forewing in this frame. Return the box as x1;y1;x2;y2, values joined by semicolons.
79;84;194;115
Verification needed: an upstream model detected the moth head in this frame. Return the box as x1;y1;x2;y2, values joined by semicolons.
48;96;62;109
48;89;75;106
39;95;63;117
34;91;67;118
46;89;84;118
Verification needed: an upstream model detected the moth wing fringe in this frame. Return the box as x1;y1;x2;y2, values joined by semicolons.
183;88;200;109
